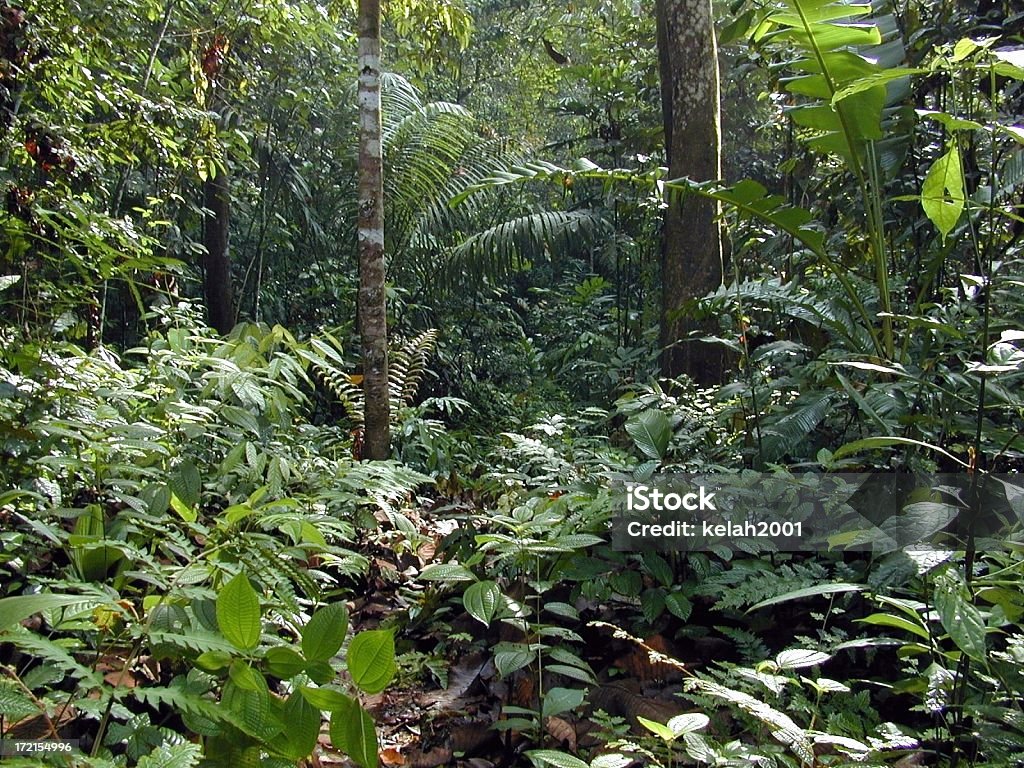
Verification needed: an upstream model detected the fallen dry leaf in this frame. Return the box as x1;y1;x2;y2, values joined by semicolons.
545;716;577;751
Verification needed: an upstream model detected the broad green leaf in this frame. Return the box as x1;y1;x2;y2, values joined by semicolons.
169;460;202;507
775;649;831;670
641;588;666;623
302;603;349;662
541;686;585;719
463;580;502;626
544;664;595;684
300;686;351;711
329;697;378;768
221;676;273;739
831;67;926;104
229;660;264;691
418;563;477;582
494;647;533;677
348;630;396;693
921;147;965;242
591;755;632;768
748;583;864;612
665;592;693;621
217;573;262;652
543;602;580;620
625;409;671;460
667;713;710;735
265;646;307;679
526;750;589;768
934;571;987;663
306;659;336;684
641;553;673;588
638;716;676;741
278;691;321;760
880;502;959;547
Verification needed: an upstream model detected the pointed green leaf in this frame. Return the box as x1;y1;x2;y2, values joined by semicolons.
667;712;710;735
638;716;677;742
217;573;262;652
922;147;965;242
278;691;321;760
265;646;307;679
300;686;351;711
775;649;831;670
625;409;672;460
541;686;585;719
748;583;864;612
348;630;396;694
169;460;202;507
934;571;987;663
463;580;503;626
302;603;349;662
526;750;590;768
494;647;533;677
419;563;478;582
329;697;378;768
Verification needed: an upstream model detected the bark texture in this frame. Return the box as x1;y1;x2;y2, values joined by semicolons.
656;0;724;384
203;167;234;335
357;0;390;459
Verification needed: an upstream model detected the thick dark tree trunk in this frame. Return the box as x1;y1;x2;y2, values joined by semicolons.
357;0;390;459
656;0;724;385
203;167;234;334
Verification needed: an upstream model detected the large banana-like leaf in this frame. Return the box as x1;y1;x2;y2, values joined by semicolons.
762;0;902;172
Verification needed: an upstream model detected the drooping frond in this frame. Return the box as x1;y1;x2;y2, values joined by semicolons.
440;209;613;289
701;277;876;353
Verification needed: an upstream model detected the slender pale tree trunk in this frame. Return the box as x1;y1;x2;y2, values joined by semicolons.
656;0;724;384
357;0;390;459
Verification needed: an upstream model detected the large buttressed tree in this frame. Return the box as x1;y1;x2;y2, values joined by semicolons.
358;0;390;459
656;0;724;384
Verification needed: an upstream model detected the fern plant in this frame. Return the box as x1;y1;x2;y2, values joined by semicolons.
301;327;439;428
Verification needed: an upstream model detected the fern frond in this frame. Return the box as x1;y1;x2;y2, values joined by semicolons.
685;678;815;765
390;329;439;407
147;630;238;657
443;210;613;288
3;627;104;689
305;329;438;428
132;686;228;726
136;742;202;768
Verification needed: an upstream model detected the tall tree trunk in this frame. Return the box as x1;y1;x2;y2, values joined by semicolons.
357;0;390;459
656;0;724;385
203;167;234;334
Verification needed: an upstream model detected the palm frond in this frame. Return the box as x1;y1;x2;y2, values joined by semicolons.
440;210;613;289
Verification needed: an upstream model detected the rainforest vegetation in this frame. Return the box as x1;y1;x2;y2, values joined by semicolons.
1;0;1023;765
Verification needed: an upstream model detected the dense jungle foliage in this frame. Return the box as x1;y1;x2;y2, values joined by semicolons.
1;0;1023;766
